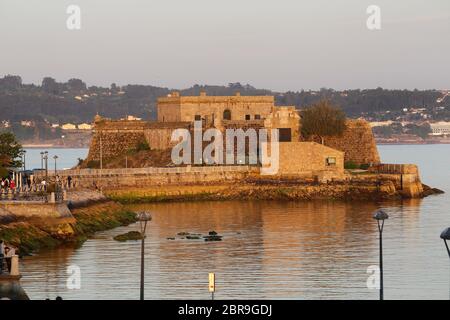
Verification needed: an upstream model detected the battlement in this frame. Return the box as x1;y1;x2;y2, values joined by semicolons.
157;92;274;105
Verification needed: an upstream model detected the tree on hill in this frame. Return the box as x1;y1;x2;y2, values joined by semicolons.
67;78;87;92
42;77;60;95
0;132;23;169
301;100;347;144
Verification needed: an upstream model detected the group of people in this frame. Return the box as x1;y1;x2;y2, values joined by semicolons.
0;177;16;192
0;240;16;274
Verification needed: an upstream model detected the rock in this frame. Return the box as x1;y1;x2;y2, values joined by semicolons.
208;231;218;236
204;235;222;242
177;232;190;236
167;237;175;240
422;184;445;197
186;235;201;240
431;188;445;194
113;231;143;242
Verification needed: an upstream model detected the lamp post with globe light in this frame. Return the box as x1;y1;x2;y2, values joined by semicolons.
137;211;152;300
373;209;389;300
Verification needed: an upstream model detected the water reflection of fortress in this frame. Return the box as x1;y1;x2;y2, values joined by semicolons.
128;198;422;299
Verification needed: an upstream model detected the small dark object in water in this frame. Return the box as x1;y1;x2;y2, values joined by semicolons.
204;235;223;242
208;231;218;236
177;232;190;236
113;231;143;242
186;235;201;240
167;237;175;240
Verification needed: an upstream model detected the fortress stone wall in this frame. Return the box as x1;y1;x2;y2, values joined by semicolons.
86;117;147;162
85;94;380;170
322;119;380;165
275;142;344;178
157;91;274;125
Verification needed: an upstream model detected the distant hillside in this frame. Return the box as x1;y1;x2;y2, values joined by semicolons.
0;75;448;124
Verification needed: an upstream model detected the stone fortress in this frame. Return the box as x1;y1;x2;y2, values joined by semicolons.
86;91;380;181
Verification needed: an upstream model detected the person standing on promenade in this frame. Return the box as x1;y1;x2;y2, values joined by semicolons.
9;179;15;195
4;246;15;273
0;240;5;274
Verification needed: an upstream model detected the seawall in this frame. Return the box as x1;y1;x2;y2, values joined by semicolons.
0;191;136;255
34;164;427;200
105;180;401;203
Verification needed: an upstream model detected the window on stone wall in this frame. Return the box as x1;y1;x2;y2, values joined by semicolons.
223;109;231;120
326;157;336;166
254;114;261;120
279;128;292;142
195;115;201;121
245;114;251;120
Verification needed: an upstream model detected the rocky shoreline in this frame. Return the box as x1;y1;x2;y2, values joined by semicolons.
105;180;444;204
0;193;136;255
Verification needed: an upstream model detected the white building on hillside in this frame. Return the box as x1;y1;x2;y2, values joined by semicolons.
61;123;77;130
77;123;92;130
430;122;450;136
369;121;393;127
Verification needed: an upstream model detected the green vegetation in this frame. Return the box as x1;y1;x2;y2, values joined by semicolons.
113;231;143;242
0;132;23;173
0;223;60;256
372;122;432;139
1;75;448;126
108;191;216;204
136;140;150;152
72;206;136;236
344;161;359;170
359;164;370;170
0;202;137;255
345;162;371;170
301;100;347;144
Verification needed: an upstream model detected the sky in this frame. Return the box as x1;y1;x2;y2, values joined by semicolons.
0;0;449;91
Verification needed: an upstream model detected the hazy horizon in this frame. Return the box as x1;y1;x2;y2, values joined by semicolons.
2;73;449;93
1;0;449;91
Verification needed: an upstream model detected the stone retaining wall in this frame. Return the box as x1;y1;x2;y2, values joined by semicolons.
0;202;73;220
34;166;259;188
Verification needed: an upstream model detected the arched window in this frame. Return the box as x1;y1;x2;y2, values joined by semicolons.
223;109;231;120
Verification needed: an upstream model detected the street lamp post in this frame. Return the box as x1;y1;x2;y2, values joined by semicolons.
22;150;26;171
40;151;44;169
53;155;59;199
53;155;58;177
441;227;450;258
43;152;48;183
373;209;389;301
137;211;152;300
440;227;450;299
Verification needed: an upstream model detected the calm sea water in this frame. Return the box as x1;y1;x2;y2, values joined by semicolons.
23;148;88;170
18;145;450;300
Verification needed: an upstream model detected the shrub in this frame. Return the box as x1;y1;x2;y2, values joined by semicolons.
360;163;370;170
136;140;150;152
0;167;8;178
344;161;359;169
